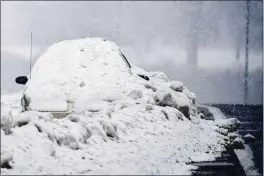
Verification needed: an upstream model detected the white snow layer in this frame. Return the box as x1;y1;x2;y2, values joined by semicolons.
1;38;229;175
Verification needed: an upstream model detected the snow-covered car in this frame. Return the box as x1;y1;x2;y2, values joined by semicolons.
15;38;148;118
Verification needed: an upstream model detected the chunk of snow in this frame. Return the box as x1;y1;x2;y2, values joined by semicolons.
170;81;184;92
243;134;256;144
215;118;241;132
161;106;184;121
214;127;228;136
148;71;170;82
153;90;193;119
144;84;157;92
231;138;245;149
197;106;214;120
155;91;177;108
97;119;118;139
228;133;239;141
128;90;143;99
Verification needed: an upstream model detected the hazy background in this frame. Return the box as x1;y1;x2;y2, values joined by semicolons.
1;1;263;104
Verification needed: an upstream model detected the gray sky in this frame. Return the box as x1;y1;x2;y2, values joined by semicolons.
2;1;262;55
1;1;263;104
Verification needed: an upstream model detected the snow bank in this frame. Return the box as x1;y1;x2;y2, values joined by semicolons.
1;106;227;175
1;38;230;175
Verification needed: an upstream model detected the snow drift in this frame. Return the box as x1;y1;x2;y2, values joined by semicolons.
1;38;233;175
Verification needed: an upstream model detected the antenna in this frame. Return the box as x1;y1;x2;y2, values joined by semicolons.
30;32;33;79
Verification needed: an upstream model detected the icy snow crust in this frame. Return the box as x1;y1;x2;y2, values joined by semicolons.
1;38;228;175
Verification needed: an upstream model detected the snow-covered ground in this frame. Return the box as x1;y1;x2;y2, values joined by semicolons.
1;96;228;175
1;38;236;175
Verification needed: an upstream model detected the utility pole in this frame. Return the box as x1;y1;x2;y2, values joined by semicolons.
244;0;250;105
30;32;33;79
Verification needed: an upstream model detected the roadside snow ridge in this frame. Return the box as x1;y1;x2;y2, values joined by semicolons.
1;38;230;175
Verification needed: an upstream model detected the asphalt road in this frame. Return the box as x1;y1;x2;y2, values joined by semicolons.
210;104;263;175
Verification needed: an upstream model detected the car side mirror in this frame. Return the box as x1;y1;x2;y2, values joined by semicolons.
15;76;28;85
138;74;149;81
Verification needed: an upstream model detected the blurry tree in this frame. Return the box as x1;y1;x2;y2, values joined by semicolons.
218;1;262;59
179;1;262;68
180;1;222;68
222;1;247;60
185;1;203;69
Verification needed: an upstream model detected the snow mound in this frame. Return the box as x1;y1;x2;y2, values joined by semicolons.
25;38;131;111
1;38;229;175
